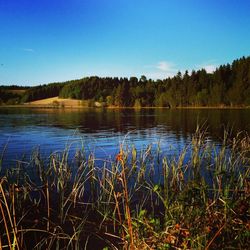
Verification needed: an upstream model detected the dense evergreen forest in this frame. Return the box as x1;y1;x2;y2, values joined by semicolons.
0;85;29;105
1;56;250;107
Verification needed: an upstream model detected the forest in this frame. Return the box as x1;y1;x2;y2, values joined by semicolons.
1;56;250;107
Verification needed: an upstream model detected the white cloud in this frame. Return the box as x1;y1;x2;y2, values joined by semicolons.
144;71;173;80
156;61;176;72
201;64;217;73
196;60;217;73
22;48;34;52
141;60;218;80
142;60;178;79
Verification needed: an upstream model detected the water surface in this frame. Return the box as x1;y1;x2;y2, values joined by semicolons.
1;108;250;168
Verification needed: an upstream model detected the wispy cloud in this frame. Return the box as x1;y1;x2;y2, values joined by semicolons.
142;60;217;80
22;48;35;53
197;60;217;73
144;71;174;80
156;61;176;73
201;64;217;73
143;60;178;79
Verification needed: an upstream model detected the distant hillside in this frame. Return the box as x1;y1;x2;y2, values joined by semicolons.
1;56;250;107
26;97;89;107
0;86;29;105
21;82;66;103
57;56;250;107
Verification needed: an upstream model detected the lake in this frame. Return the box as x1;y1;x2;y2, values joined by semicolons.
0;107;249;249
0;108;250;169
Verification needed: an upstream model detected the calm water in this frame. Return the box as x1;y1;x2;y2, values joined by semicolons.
0;108;250;168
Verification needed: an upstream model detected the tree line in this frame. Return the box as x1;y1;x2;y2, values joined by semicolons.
0;86;29;105
59;56;250;107
1;56;250;107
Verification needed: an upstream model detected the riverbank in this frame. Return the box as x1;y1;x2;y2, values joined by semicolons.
1;96;250;109
1;103;250;110
0;129;249;249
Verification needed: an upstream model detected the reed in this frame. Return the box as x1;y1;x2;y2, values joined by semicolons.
0;128;249;249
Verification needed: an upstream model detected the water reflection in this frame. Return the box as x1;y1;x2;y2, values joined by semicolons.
0;108;249;167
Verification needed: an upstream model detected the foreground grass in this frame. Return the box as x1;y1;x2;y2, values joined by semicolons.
0;129;249;249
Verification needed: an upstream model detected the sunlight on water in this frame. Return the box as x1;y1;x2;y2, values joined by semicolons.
0;108;250;167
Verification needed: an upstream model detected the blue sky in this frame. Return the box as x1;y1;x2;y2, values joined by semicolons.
1;0;250;85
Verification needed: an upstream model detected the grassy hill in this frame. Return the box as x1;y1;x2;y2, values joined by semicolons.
26;97;89;107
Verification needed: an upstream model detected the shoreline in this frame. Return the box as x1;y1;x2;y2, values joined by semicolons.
0;104;249;110
0;131;249;249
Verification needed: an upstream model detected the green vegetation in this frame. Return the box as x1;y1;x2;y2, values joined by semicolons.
0;86;29;105
58;55;250;107
0;129;249;249
21;82;66;103
1;56;250;107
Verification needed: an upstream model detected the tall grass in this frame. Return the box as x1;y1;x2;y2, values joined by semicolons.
0;129;249;249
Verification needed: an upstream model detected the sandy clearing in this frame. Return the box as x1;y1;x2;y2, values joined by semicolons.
26;97;88;107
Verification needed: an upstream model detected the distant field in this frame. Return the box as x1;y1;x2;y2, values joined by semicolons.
26;97;88;107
